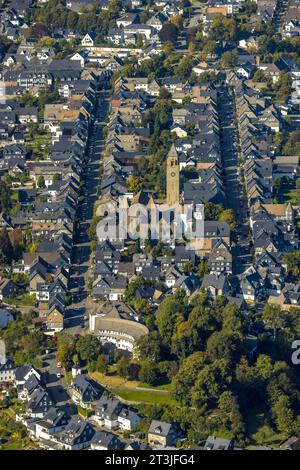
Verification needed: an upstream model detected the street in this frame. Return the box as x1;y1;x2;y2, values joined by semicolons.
65;89;110;333
218;86;252;275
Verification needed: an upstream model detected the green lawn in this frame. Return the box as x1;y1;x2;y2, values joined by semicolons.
65;370;73;385
77;405;93;418
138;381;172;391
2;440;23;450
110;388;177;405
91;371;176;405
25;133;51;159
4;293;35;307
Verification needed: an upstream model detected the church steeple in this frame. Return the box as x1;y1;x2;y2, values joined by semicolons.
166;144;180;206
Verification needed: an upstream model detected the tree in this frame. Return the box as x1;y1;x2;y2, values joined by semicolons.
219;208;236;231
156;296;185;345
170;14;183;29
283;131;300;156
272;394;295;434
201;40;218;58
56;333;76;368
171;321;199;360
76;335;102;362
253;69;269;82
209;15;237;42
206;330;244;365
136;332;162;362
191;359;232;409
159;22;179;44
116;357;130;378
0;181;11;213
0;229;13;262
171;352;206;405
96;354;108;374
196;260;209;278
183;260;194;275
218;391;246;442
283;251;300;279
198;71;218;85
127;175;143;193
262;304;285;339
176;56;194;81
275;73;292;102
37;175;45;188
220;50;238;69
221;304;244;333
204;202;223;220
138;360;158;385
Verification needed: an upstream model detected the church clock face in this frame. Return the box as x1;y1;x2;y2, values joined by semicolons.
170;171;176;177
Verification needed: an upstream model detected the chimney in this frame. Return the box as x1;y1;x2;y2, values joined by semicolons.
256;55;260;67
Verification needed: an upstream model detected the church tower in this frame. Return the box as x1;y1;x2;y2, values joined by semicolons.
166;144;180;206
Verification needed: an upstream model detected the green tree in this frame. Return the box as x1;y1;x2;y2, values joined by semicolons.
204;202;223;220
96;354;108;374
220;50;238;69
116;357;130;378
138;359;158;385
206;330;244;365
171;352;206;405
272;394;295;434
191;359;232;409
159;22;179;44
209;15;237;42
136;332;162;363
275;73;292;102
219;208;236;231
262;304;285;339
37;175;45;188
56;333;76;368
171;321;199;360
0;229;13;262
176;56;194;81
0;181;12;213
76;335;102;362
156;296;185;345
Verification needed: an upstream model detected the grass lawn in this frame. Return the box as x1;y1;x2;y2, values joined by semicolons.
91;372;176;405
4;293;35;307
1;440;23;450
25;133;51;159
11;191;19;202
77;405;93;418
65;370;73;385
110;388;177;405
138;381;172;391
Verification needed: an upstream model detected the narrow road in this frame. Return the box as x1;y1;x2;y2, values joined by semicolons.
218;85;251;275
65;89;110;333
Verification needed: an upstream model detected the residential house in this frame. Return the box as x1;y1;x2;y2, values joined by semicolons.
71;375;100;408
58;417;95;450
148;420;180;448
93;396;123;429
91;431;122;450
35;407;70;441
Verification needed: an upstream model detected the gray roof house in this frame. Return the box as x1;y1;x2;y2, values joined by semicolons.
148;420;181;448
91;431;122;450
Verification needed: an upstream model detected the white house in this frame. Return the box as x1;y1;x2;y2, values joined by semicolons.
118;409;141;431
70;52;87;68
81;32;96;47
